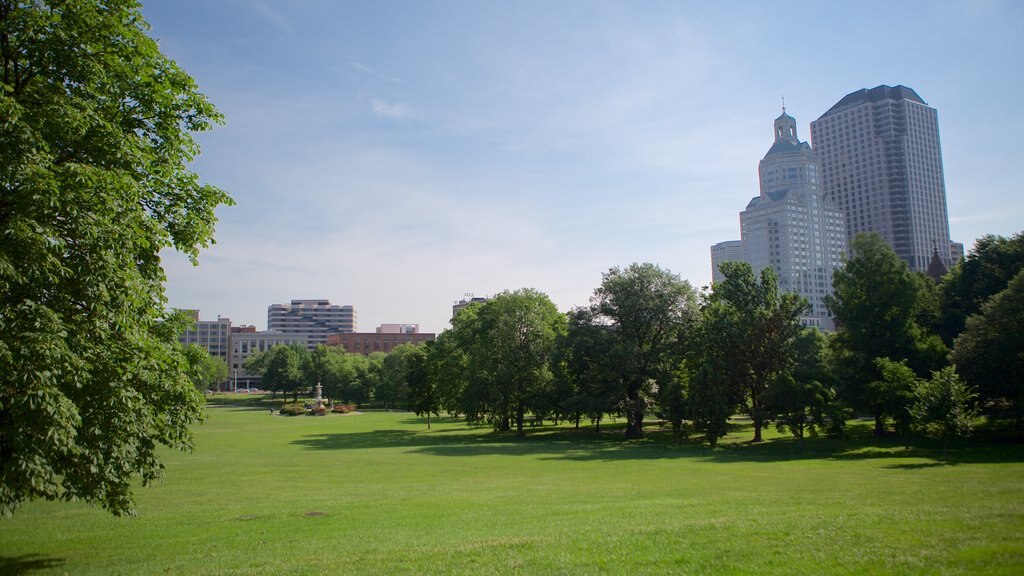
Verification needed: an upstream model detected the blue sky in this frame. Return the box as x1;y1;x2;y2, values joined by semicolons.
148;0;1024;334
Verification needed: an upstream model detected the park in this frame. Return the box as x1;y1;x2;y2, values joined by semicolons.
1;393;1021;575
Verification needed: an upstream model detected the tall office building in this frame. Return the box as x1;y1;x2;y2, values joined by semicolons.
810;85;952;271
739;111;847;329
267;299;356;347
710;240;744;285
178;309;232;364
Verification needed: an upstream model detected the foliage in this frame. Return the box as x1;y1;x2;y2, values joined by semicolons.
952;269;1024;432
258;344;309;403
826;233;947;434
331;403;355;414
278;403;306;416
766;330;835;443
557;307;627;431
308;405;327;416
182;344;228;393
867;358;917;441
909;366;979;456
379;344;419;409
463;289;566;435
0;0;232;516
400;344;434;428
586;263;700;439
939;231;1024;344
702;262;809;442
424;324;471;418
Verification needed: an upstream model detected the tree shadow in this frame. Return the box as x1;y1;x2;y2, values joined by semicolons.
290;422;1024;467
0;554;66;575
883;461;958;470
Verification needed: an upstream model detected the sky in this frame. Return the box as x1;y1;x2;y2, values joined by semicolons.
146;0;1024;334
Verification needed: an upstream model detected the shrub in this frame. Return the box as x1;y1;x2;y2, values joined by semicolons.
309;405;327;416
332;403;356;414
280;403;306;416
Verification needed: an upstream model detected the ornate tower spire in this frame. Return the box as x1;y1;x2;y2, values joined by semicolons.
774;108;798;143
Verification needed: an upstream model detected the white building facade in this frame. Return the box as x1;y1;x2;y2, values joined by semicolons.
710;240;744;286
739;111;847;330
229;331;311;387
267;299;356;348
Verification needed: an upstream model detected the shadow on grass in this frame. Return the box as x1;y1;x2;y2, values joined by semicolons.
291;419;1024;467
206;394;291;412
0;554;66;575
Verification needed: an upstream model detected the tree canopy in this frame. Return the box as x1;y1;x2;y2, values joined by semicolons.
0;0;232;516
826;233;946;434
701;262;809;442
587;263;699;439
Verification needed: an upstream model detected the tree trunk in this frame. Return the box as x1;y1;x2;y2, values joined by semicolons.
426;412;431;430
751;414;764;443
874;409;886;436
624;387;645;439
516;406;525;437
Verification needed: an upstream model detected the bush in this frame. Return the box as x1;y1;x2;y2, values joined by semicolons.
280;403;306;416
332;403;356;414
309;405;327;416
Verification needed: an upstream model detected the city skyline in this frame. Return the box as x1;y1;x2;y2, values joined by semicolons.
148;1;1024;333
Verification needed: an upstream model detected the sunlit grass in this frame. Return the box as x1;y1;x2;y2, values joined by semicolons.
1;394;1022;574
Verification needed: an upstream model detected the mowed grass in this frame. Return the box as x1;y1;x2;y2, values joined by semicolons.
2;395;1023;575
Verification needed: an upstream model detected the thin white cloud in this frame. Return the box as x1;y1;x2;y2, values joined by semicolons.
248;0;294;36
349;62;403;84
371;98;412;119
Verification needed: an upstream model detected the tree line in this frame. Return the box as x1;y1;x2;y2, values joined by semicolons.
246;231;1024;449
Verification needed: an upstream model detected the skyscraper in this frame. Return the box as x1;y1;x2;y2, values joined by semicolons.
810;85;952;271
739;111;847;329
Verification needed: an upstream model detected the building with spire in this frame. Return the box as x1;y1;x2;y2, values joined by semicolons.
810;85;954;271
736;110;847;329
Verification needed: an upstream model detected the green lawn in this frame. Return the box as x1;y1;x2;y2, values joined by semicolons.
2;395;1023;575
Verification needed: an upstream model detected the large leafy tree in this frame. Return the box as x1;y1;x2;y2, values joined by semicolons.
0;1;231;516
826;233;947;435
467;289;566;436
765;329;835;445
558;307;627;431
938;232;1024;344
701;262;808;442
259;344;309;403
588;263;699;439
952;269;1024;432
401;343;434;428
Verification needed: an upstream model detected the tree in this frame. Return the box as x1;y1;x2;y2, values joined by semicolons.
379;344;419;410
588;263;699;439
403;344;435;428
558;307;627;431
868;358;917;444
261;344;308;403
938;232;1024;344
466;289;566;436
0;1;231;516
952;269;1024;432
704;262;809;442
826;233;947;435
909;367;978;457
765;329;835;445
182;344;229;393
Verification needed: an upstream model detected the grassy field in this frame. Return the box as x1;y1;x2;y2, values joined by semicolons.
1;394;1022;575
